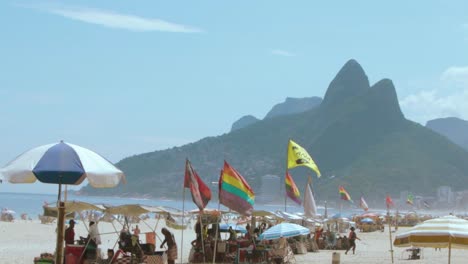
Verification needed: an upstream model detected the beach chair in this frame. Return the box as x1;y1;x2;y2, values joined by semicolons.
270;244;296;264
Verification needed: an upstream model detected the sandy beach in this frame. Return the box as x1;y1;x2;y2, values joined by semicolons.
1;219;466;264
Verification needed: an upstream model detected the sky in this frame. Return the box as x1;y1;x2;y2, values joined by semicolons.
1;1;468;193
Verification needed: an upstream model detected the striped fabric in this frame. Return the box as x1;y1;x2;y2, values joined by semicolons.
218;161;255;216
285;172;301;205
394;215;468;249
339;186;352;201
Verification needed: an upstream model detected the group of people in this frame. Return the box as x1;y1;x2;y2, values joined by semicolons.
64;219;102;260
64;219;178;264
313;226;361;255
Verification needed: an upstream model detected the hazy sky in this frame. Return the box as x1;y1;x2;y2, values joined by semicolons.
1;1;468;193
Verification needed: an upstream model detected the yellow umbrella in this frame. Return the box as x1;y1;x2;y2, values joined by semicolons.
394;215;468;264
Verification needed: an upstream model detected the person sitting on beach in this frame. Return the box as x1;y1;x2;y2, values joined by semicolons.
64;219;76;245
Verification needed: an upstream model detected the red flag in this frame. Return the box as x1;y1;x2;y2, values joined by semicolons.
184;159;211;211
386;195;394;209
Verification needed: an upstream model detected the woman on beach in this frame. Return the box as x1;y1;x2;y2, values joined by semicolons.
160;227;177;264
345;227;360;255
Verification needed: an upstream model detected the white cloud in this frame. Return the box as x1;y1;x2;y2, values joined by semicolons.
400;67;468;124
29;5;203;33
270;49;296;57
441;66;468;86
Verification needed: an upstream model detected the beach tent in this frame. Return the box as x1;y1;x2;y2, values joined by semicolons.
394;215;468;264
0;141;125;264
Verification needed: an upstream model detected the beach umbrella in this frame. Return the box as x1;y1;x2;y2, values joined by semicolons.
258;222;310;240
394;215;468;264
219;223;247;234
361;217;374;224
2;209;16;215
0;141;125;264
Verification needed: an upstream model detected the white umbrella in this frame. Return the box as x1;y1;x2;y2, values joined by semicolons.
2;209;16;214
259;222;310;240
394;215;468;264
0;141;126;264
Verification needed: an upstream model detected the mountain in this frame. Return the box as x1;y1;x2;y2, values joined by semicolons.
81;59;468;202
231;115;260;132
230;97;322;131
426;117;468;151
264;97;322;119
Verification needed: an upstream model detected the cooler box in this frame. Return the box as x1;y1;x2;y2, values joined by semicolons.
65;245;85;264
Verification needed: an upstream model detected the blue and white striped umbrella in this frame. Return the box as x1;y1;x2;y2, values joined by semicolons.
259;222;310;240
1;141;125;187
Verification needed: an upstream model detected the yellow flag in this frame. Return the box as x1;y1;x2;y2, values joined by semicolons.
287;139;321;177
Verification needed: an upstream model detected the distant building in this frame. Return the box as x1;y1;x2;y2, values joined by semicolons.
258;174;281;203
437;186;454;204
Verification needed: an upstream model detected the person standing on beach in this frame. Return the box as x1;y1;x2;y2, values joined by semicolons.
160;227;177;264
64;219;75;244
345;227;360;255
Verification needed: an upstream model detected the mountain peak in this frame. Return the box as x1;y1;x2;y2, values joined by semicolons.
367;78;404;121
264;97;322;119
322;59;370;106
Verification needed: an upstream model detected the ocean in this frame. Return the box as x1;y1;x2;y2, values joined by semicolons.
0;192;331;219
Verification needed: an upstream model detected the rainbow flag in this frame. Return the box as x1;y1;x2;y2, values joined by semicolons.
339;186;352;201
219;161;255;216
285;172;301;205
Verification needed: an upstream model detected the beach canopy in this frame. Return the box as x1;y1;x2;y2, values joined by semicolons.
219;223;247;234
394;215;468;264
104;204;161;217
258;222;310;240
45;201;104;215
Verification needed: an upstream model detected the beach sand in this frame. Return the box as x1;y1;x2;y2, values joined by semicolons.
0;220;465;263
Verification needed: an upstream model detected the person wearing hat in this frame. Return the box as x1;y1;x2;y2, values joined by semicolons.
345;226;360;255
64;219;76;245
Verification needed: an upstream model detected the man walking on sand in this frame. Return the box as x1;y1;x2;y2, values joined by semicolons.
345;227;360;255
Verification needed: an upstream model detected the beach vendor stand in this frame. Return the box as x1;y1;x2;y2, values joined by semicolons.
186;209;223;263
258;222;310;264
103;204;171;264
44;201;106;264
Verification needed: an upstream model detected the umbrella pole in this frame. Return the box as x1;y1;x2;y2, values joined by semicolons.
56;182;65;264
387;210;394;264
180;188;185;264
448;237;451;264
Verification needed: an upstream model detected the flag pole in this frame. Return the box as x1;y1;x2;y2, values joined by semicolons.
285;139;290;212
199;213;206;263
212;201;221;264
387;206;394;263
180;184;185;264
